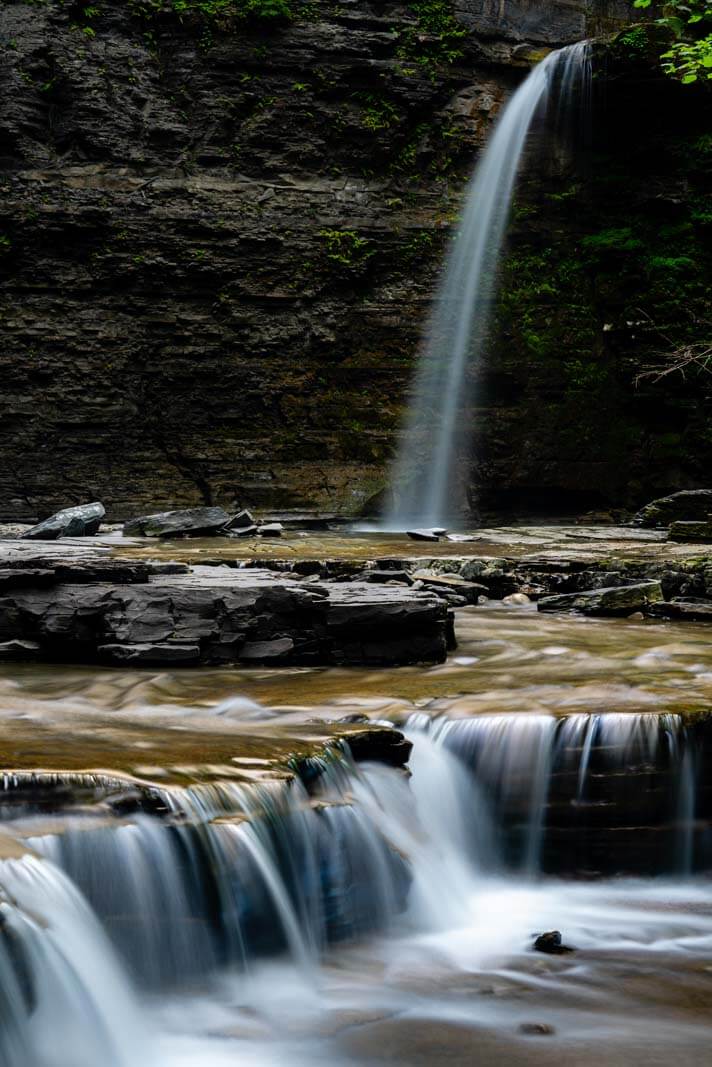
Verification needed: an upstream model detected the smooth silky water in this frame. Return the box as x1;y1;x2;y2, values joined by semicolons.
1;591;712;1065
385;43;591;527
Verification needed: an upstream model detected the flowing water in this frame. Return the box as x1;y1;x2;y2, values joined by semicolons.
0;595;712;1064
385;43;592;526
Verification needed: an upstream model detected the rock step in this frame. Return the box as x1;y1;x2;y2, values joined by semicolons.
0;562;450;667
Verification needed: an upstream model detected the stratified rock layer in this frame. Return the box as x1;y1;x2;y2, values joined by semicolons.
3;1;704;524
0;547;450;666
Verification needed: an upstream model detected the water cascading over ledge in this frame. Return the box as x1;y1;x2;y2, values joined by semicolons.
411;711;710;877
385;42;592;528
0;711;711;1063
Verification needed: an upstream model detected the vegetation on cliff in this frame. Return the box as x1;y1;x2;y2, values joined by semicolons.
633;0;712;82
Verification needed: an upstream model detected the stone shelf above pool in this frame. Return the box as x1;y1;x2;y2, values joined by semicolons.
0;540;451;667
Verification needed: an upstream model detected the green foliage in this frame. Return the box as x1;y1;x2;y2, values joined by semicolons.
0;235;11;255
396;0;467;79
355;93;400;133
581;227;645;252
616;25;651;55
318;230;374;270
129;0;293;28
633;0;712;82
647;253;696;271
563;359;609;391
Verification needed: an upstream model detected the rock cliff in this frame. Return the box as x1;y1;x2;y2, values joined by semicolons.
1;0;708;522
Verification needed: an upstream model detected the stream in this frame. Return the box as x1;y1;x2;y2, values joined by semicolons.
1;596;711;1065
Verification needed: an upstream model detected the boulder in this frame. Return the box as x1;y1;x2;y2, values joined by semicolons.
532;930;574;955
406;529;441;542
633;490;712;528
21;502;105;541
224;509;255;530
124;506;230;538
503;593;531;605
537;580;663;616
669;521;712;544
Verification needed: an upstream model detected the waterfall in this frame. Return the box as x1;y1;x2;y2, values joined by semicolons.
28;767;410;991
0;852;145;1067
385;42;592;528
0;713;706;1063
415;711;701;876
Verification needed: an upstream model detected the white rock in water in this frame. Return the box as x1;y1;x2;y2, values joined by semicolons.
503;593;531;605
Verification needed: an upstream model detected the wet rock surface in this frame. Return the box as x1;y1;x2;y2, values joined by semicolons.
21;502;105;541
669;521;712;544
633;490;712;529
0;541;450;667
537;580;664;616
532;930;574;955
124;507;231;538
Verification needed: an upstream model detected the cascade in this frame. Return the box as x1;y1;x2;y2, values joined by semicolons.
0;712;707;1064
385;42;592;527
415;711;702;875
28;764;409;990
0;852;145;1067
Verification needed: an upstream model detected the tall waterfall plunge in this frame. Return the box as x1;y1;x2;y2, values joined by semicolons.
385;42;592;528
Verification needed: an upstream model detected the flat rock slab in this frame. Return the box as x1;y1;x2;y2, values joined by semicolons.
647;600;712;621
0;551;449;667
669;521;712;544
537;581;664;616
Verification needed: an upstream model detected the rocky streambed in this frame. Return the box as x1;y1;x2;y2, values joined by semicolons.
1;520;712;1064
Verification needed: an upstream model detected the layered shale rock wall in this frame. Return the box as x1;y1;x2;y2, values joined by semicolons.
1;0;707;523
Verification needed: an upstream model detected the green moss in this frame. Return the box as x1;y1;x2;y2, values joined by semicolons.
396;0;467;80
581;227;645;253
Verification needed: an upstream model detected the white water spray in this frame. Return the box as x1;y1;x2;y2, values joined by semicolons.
386;42;591;527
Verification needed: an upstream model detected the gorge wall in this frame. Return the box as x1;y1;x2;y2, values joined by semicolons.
0;0;709;522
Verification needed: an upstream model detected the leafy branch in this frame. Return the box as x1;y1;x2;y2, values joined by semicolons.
633;0;712;83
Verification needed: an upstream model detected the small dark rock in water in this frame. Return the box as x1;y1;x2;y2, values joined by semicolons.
519;1022;556;1036
633;489;712;528
224;508;255;530
407;529;441;542
22;501;105;540
124;506;230;538
533;930;574;955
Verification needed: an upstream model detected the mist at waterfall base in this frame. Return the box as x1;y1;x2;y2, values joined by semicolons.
385;43;592;529
2;709;712;1065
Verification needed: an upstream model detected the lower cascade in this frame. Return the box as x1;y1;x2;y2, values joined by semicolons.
0;710;710;1064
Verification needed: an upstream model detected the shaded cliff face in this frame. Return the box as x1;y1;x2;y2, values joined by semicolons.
0;0;692;522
